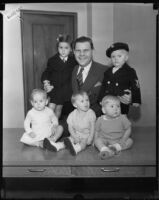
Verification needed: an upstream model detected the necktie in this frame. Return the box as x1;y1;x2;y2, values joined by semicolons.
77;67;84;89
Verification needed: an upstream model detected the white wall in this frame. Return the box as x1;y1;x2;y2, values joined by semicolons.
113;3;157;127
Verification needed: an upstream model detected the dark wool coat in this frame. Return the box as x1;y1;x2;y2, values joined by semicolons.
41;53;77;104
98;63;141;114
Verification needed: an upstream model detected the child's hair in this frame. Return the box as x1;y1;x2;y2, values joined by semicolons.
71;90;88;105
101;95;120;107
56;34;72;49
72;36;94;50
30;89;47;101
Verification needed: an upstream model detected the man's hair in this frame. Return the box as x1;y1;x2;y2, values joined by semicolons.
101;95;120;107
72;36;94;50
71;90;88;104
30;89;47;101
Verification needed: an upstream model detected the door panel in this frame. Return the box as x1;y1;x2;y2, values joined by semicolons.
21;10;77;113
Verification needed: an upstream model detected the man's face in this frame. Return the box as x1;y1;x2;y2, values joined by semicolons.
74;42;93;67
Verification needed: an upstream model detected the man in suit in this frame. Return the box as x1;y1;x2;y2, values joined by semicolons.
72;36;107;117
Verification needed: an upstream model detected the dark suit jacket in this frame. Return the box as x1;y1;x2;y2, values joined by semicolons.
72;61;108;116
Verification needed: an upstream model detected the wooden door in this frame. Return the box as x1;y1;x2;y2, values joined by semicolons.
21;10;77;114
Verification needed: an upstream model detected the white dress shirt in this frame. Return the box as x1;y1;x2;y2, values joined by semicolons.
77;61;92;82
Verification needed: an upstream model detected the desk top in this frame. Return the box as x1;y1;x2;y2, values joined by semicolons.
3;127;156;166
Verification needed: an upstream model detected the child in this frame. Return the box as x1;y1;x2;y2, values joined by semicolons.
94;95;133;159
20;89;64;150
63;91;96;155
98;42;141;114
41;34;77;119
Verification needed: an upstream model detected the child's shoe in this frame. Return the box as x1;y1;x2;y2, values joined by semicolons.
109;143;122;155
43;138;57;152
99;149;115;159
63;137;76;155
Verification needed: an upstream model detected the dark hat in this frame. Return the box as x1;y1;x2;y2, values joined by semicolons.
106;42;129;57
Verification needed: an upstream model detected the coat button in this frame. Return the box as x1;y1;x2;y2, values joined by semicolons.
107;81;110;84
116;83;119;86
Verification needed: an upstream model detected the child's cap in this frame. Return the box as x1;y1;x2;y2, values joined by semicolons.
106;42;129;58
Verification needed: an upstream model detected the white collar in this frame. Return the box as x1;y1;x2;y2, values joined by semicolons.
78;61;92;73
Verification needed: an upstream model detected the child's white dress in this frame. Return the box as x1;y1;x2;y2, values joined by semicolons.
20;107;58;145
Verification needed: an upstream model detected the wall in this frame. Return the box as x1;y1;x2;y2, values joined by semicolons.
2;3;114;128
2;3;157;128
113;3;157;127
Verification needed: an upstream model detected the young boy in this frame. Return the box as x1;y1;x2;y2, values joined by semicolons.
94;95;133;159
98;42;141;114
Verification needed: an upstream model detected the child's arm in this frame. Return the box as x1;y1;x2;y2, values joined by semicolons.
68;125;80;143
119;126;131;144
87;121;95;145
24;113;36;138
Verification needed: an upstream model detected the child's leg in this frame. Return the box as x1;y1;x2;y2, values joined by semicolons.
55;105;63;119
20;133;41;147
50;125;63;142
109;138;133;153
63;137;83;155
120;138;133;150
94;137;114;159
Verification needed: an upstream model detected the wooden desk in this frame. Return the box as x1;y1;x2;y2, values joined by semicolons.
3;127;156;178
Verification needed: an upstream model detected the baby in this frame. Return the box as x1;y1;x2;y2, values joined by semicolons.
63;91;96;155
20;89;64;150
94;95;133;159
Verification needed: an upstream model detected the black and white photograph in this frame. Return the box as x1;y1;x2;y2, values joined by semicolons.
1;1;158;199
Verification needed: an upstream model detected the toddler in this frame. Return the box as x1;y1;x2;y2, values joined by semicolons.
98;42;141;114
63;91;96;155
94;95;133;159
20;89;64;150
41;34;77;119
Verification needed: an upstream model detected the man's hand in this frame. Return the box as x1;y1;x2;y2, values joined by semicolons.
119;89;132;105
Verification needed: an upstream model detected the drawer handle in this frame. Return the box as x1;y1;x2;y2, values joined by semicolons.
101;167;120;172
28;168;46;172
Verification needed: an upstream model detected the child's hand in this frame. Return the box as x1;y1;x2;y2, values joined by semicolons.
29;132;36;138
51;125;57;134
44;84;54;93
119;89;132;105
73;136;80;144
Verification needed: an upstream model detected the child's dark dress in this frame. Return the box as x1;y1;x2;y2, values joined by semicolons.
41;53;77;105
98;63;141;114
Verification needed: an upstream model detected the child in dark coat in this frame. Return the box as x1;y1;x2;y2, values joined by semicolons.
41;34;77;119
98;42;141;114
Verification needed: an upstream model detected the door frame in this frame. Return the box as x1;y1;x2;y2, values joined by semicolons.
20;10;77;114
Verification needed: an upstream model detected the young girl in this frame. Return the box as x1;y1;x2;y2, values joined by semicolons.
63;91;96;155
20;89;64;150
94;95;133;159
98;42;141;114
41;34;77;119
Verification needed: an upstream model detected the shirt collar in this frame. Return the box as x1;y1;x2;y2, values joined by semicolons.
78;61;92;72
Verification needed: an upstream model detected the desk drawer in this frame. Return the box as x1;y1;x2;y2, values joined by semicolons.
71;166;156;177
3;166;72;177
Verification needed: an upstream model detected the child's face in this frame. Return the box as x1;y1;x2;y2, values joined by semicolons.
111;49;128;68
102;100;121;118
58;42;71;58
31;93;48;111
74;94;90;112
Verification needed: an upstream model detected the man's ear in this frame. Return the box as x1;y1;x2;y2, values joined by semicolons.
102;107;105;114
73;103;77;108
45;99;49;105
30;100;34;107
